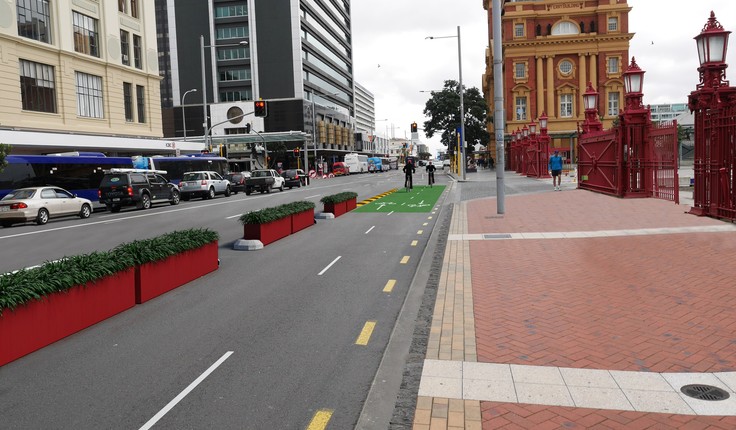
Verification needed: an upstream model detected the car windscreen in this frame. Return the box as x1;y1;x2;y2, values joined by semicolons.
282;170;297;177
2;189;36;200
99;174;129;187
182;172;204;181
252;171;268;177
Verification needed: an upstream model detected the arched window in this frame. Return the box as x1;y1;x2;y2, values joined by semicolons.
551;21;579;36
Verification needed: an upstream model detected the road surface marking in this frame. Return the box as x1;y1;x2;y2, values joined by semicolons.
417;230;423;235
411;240;418;246
423;222;428;226
139;351;233;430
355;321;377;345
365;226;375;234
318;256;341;276
428;216;433;219
400;256;410;264
306;409;333;430
305;194;321;199
225;213;242;219
383;279;396;293
387;211;394;216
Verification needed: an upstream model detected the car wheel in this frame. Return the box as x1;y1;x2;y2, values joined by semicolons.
182;193;191;201
1;221;13;228
36;208;49;225
111;205;121;213
207;187;216;199
279;183;284;192
139;193;151;210
224;186;231;197
79;204;92;219
170;190;180;205
266;185;272;194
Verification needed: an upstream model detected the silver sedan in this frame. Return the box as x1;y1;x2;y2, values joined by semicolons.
0;187;93;227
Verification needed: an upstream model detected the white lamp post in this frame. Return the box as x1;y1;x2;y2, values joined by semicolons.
181;88;197;141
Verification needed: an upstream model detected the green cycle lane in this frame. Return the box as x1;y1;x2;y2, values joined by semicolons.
355;185;446;213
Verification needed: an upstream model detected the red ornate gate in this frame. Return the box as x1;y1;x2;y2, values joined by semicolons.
645;121;679;203
578;129;621;196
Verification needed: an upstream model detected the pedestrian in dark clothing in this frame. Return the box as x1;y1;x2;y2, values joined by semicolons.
403;160;416;191
426;161;436;186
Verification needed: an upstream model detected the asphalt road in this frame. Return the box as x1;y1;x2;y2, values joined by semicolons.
0;170;451;429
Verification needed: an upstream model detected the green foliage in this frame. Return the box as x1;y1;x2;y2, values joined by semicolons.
239;200;315;225
320;191;358;204
114;228;219;266
0;228;219;315
0;143;11;172
421;80;491;154
0;251;135;315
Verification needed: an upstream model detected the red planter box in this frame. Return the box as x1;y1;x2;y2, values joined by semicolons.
324;201;347;217
0;269;135;367
243;216;292;245
291;209;315;234
136;242;219;304
345;197;357;211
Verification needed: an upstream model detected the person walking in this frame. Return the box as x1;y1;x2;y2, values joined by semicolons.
426;160;436;187
403;159;416;191
548;150;563;191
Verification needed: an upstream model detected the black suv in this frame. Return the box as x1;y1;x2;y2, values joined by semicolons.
98;170;180;212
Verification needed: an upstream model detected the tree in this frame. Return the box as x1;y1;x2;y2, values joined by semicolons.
418;151;432;161
0;144;10;172
422;80;490;154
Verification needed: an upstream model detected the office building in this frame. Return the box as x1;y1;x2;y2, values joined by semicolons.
0;0;188;154
158;0;356;162
483;0;632;161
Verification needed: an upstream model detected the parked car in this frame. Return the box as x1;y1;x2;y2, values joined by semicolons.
98;169;181;212
179;171;231;200
332;162;349;176
0;186;93;227
442;159;451;170
225;171;250;194
281;169;306;188
245;169;285;195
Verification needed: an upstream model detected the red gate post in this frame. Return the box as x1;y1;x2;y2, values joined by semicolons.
526;120;539;177
688;11;736;219
515;128;523;173
539;113;551;178
620;57;651;198
521;125;530;175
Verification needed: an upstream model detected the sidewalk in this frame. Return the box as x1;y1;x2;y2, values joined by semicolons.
411;168;736;429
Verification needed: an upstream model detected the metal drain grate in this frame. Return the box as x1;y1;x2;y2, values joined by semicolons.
680;384;730;401
483;234;512;240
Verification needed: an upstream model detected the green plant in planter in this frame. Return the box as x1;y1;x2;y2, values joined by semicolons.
114;228;219;265
320;191;358;204
0;251;135;315
239;201;315;225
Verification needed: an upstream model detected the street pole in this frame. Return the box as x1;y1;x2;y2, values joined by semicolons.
200;35;208;151
181;88;197;141
457;25;466;181
310;92;318;173
492;0;506;214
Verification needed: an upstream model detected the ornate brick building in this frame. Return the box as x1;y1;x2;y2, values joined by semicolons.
483;0;633;161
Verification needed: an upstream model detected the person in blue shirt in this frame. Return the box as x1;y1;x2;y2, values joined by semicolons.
548;150;564;191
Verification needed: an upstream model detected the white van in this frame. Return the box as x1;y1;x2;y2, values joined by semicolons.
344;153;368;174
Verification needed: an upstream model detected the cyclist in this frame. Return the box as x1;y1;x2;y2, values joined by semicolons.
426;160;436;187
402;159;416;191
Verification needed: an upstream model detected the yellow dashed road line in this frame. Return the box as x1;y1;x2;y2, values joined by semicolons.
400;256;410;264
306;409;334;430
355;321;377;345
417;230;423;235
383;279;396;293
411;240;418;246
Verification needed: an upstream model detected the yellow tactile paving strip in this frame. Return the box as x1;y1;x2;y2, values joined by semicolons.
414;201;482;430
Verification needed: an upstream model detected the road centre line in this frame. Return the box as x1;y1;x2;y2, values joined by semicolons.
365;226;375;234
305;194;321;199
306;409;334;430
383;279;396;293
139;351;233;430
318;256;341;276
355;321;377;345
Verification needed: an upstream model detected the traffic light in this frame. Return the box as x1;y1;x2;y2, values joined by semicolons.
254;100;268;117
219;144;228;158
293;147;300;157
245;123;251;133
411;122;418;133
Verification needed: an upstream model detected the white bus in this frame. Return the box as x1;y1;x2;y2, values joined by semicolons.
344;153;368;174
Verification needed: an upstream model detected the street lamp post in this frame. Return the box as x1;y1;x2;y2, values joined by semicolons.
181;88;197;141
426;26;466;180
200;36;248;150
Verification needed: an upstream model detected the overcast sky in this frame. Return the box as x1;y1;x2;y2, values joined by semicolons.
351;0;736;156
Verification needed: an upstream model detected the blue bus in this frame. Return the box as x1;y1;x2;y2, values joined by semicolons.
367;157;384;173
0;153;228;205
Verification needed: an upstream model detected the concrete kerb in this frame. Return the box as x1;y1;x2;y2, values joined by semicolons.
232;239;263;251
314;212;335;220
